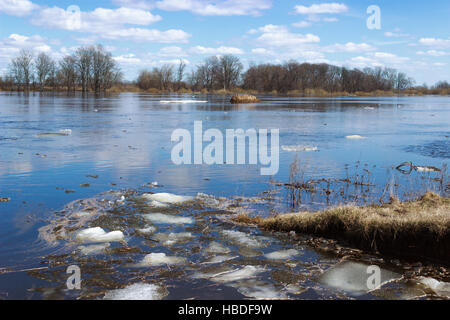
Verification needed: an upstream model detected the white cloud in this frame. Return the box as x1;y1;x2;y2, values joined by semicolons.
115;0;272;16
294;3;348;15
419;37;450;48
324;42;375;53
30;6;190;43
157;46;187;57
113;54;142;64
0;0;38;17
348;52;410;69
189;46;244;55
416;50;448;57
385;31;409;38
251;24;320;47
292;21;312;28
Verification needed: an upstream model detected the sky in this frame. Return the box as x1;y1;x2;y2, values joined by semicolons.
0;0;449;85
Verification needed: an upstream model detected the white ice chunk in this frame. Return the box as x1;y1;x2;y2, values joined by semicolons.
136;253;186;267
282;146;318;152
78;243;110;255
103;283;167;300
143;213;193;225
75;227;124;243
142;193;194;205
137;226;157;234
230;280;287;300
346;135;366;140
210;266;266;283
264;249;300;260
59;129;72;135
202;255;238;265
318;261;401;295
154;232;193;246
160;100;208;104
204;242;231;255
222;230;265;248
418;277;450;297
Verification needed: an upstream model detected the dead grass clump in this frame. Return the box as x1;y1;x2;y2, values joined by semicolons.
230;94;261;104
233;193;450;263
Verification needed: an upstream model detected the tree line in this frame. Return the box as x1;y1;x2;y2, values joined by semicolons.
0;45;122;93
1;46;448;95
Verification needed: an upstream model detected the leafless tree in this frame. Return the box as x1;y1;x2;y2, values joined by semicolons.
9;50;33;91
35;52;55;91
59;55;78;92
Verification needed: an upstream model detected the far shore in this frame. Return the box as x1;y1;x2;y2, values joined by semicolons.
233;193;450;265
1;86;449;98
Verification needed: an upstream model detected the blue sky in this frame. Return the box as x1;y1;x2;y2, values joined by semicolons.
0;0;449;85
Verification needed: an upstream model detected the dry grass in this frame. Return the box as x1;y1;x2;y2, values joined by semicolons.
230;94;261;104
233;193;450;263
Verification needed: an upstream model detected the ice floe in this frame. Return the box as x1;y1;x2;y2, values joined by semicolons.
230;280;287;300
221;230;265;248
210;266;266;283
417;277;450;297
153;232;193;246
318;262;402;295
346;135;366;140
281;146;319;152
143;213;194;225
136;253;186;267
75;227;124;244
103;283;167;300
204;242;231;255
137;226;157;234
78;243;110;255
142;193;194;206
264;249;300;260
160;100;208;104
201;255;238;265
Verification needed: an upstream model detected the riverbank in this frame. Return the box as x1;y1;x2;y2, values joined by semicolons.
233;193;450;265
1;85;449;97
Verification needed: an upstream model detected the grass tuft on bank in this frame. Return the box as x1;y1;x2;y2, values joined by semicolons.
233;193;450;264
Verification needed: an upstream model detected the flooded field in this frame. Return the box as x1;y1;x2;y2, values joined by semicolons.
0;92;449;300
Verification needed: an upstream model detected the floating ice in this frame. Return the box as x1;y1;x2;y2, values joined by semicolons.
78;243;110;255
264;249;300;260
230;280;287;300
222;230;265;248
59;129;72;135
418;277;450;297
202;255;238;265
36;132;71;138
346;135;366;140
103;283;167;300
210;266;266;283
143;213;193;225
414;166;441;172
281;146;319;152
142;193;194;205
318;262;401;295
160;100;208;104
154;232;193;246
75;227;124;244
137;226;157;234
136;253;186;267
204;242;231;255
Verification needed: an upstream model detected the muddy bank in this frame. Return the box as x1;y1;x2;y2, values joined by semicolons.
233;193;450;265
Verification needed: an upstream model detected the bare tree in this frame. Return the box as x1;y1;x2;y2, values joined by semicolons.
35;52;55;91
75;46;93;93
158;64;174;91
59;55;78;92
218;55;243;91
176;59;186;90
9;50;33;91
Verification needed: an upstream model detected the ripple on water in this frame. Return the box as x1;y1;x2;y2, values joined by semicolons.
405;140;450;159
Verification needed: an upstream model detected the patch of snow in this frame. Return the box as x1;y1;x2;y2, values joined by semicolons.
210;266;266;283
418;277;450;297
137;226;157;234
154;232;193;246
142;193;194;205
143;213;193;225
204;242;231;255
222;230;265;248
264;249;300;260
136;253;186;267
75;227;124;244
282;145;318;152
103;283;167;300
346;135;366;140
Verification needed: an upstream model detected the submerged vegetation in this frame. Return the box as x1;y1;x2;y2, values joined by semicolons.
1;44;449;96
233;193;450;264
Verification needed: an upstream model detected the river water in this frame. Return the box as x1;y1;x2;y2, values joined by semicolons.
0;92;449;300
